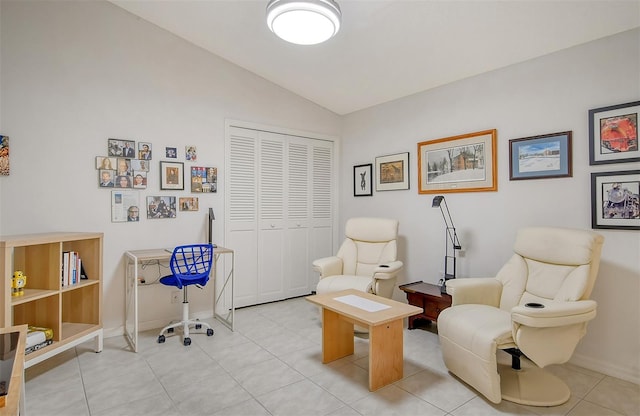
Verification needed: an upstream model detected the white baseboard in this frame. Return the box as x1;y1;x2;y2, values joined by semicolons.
570;353;640;385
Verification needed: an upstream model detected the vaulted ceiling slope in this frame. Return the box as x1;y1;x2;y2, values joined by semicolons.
110;0;640;115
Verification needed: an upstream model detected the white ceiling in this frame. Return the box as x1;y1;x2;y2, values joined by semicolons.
110;0;640;115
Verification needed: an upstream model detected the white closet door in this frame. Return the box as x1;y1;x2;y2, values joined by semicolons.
257;132;286;303
310;141;334;290
226;127;259;307
226;124;335;307
286;137;311;298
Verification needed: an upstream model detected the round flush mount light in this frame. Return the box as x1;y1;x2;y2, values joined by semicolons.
266;0;342;45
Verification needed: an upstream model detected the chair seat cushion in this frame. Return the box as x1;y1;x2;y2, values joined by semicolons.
159;274;208;289
316;275;372;295
439;304;514;358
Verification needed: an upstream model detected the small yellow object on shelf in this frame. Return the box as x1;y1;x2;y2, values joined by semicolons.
11;271;26;297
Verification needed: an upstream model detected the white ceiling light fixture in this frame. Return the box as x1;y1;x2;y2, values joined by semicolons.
266;0;341;46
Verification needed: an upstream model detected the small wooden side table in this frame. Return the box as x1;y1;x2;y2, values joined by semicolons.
399;281;452;329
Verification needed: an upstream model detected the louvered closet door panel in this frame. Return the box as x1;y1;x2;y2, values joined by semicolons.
286;138;311;297
257;132;286;303
226;124;335;307
310;141;334;290
226;127;258;307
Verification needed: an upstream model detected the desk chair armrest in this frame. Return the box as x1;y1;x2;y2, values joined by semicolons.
511;300;597;328
313;256;343;279
372;261;403;279
446;278;502;307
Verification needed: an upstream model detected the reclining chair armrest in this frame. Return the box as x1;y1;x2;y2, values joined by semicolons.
446;278;502;307
372;261;403;279
511;300;597;328
312;256;343;279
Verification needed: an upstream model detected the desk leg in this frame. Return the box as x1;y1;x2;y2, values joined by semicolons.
322;309;353;363
369;319;404;391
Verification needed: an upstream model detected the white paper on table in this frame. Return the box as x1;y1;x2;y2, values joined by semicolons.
333;294;391;312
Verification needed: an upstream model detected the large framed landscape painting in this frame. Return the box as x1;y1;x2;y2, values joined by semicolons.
418;129;497;194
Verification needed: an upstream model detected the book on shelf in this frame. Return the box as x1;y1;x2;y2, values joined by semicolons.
61;251;83;287
25;339;53;355
26;325;54;354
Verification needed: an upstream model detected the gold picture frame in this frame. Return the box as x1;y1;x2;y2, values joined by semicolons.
418;129;497;194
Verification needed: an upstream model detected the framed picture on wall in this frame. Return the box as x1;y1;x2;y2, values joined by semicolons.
147;196;177;219
418;129;497;194
191;166;217;193
353;164;373;196
160;161;184;190
590;170;640;230
111;190;140;222
179;197;199;211
375;152;410;191
589;101;639;165
509;131;572;180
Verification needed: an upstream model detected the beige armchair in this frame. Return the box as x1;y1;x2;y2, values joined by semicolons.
314;217;403;299
438;227;604;406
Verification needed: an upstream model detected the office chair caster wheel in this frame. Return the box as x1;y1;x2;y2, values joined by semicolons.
195;323;202;330
183;337;191;346
158;335;165;343
207;328;214;336
167;328;174;333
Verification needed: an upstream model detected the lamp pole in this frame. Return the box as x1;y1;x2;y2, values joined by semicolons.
432;196;462;287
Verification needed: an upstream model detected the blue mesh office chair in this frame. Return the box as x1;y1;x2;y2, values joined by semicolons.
157;244;215;346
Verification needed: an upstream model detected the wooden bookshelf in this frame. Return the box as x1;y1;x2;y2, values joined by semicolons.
0;232;103;367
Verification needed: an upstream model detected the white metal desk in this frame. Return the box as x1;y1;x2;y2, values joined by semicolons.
124;246;234;352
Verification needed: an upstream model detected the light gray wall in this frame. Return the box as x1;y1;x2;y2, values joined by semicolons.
341;28;640;383
0;1;341;333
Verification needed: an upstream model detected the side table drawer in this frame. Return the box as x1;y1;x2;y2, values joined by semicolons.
424;299;450;321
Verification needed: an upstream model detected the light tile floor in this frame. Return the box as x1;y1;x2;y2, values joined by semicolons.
25;297;639;416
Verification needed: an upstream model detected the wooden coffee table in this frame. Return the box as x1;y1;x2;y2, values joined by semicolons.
306;289;422;391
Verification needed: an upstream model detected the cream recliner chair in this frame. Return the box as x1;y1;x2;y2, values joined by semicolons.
438;227;604;406
313;217;403;299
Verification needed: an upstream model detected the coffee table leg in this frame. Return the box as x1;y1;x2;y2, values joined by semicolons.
322;308;354;363
369;319;404;390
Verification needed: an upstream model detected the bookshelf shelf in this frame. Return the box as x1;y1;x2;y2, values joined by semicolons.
0;232;103;367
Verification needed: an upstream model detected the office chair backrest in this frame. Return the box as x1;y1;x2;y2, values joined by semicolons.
170;244;214;288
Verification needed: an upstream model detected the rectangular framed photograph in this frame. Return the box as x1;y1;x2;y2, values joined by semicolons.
138;142;152;160
160;161;184;190
132;171;147;189
353;164;373;196
375;152;409;191
509;131;572;180
589;101;639;165
147;196;177;219
111;191;139;222
0;135;9;176
108;138;136;158
95;156;116;170
191;166;217;193
99;169;116;188
418;129;497;194
179;197;199;211
591;170;639;230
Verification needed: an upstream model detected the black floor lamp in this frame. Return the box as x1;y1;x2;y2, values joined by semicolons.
432;196;462;292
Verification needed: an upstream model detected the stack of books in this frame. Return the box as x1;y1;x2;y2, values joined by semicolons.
61;251;87;287
26;326;53;355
